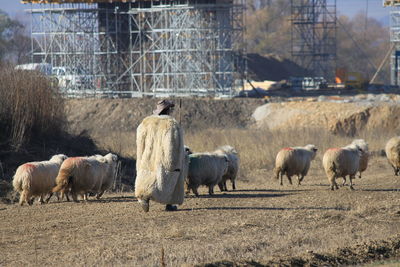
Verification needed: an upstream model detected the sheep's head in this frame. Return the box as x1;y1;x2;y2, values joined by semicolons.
50;154;68;164
222;155;230;174
305;144;318;159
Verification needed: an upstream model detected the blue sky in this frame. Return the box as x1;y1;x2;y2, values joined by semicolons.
0;0;397;24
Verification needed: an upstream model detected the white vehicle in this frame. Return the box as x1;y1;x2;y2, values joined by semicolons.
15;63;53;76
52;66;91;89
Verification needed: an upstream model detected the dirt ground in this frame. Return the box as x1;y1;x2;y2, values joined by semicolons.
1;155;399;266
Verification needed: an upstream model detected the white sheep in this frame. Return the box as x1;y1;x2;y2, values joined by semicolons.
135;115;186;212
385;136;400;176
322;143;362;190
95;153;119;199
214;145;240;191
52;154;118;202
273;144;318;186
185;152;229;196
351;139;369;178
12;154;68;206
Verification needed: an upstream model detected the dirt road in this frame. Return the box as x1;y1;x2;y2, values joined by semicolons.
1;156;399;266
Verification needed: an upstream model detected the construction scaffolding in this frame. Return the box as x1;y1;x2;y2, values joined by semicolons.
290;0;337;82
27;0;245;97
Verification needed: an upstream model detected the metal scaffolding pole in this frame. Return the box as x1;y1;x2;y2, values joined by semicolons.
27;0;245;98
290;0;336;82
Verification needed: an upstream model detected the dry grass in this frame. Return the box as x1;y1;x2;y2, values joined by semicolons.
101;126;392;173
0;156;399;266
0;65;65;150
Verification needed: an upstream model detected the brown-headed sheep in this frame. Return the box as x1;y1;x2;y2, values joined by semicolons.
273;144;318;186
12;154;68;206
185;152;229;196
385;136;400;176
214;145;240;191
322;143;362;190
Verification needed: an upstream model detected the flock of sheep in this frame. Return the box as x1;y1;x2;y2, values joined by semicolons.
10;135;400;206
275;136;400;191
12;153;118;205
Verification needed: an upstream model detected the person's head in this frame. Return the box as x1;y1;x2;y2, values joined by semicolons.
153;99;175;115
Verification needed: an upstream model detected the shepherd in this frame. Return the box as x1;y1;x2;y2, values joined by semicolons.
135;99;185;212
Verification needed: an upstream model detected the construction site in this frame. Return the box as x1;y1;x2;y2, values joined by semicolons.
18;0;400;97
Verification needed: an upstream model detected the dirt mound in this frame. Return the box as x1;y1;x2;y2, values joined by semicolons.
246;53;309;82
253;101;400;136
199;235;400;266
65;98;265;138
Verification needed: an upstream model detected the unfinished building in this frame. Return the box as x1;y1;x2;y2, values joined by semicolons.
23;0;245;97
290;0;337;81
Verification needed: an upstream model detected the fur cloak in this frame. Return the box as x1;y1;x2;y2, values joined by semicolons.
135;115;185;205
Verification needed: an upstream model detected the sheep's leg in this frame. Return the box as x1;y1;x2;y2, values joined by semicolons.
279;172;284;186
27;194;34;205
192;187;199;197
358;171;362;179
19;190;28;206
39;195;45;204
71;192;79;202
218;182;224;192
45;193;53;203
329;176;338;191
287;175;293;185
184;183;191;195
208;185;214;196
392;165;399;176
298;175;303;186
96;191;105;199
341;176;347;186
83;193;88;201
349;175;355;190
231;179;236;190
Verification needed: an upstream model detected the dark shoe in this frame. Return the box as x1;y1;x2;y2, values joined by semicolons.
165;204;177;211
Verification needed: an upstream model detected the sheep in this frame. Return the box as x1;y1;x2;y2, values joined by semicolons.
135;115;186;212
12;154;68;206
351;139;369;178
273;144;318;186
322;143;362;190
185;152;229;196
214;145;240;192
52;153;118;202
385;136;400;176
95;153;119;199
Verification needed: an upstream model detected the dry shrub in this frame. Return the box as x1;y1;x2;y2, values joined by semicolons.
0;65;65;150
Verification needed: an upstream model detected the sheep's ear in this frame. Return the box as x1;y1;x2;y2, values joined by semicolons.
112;154;118;162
